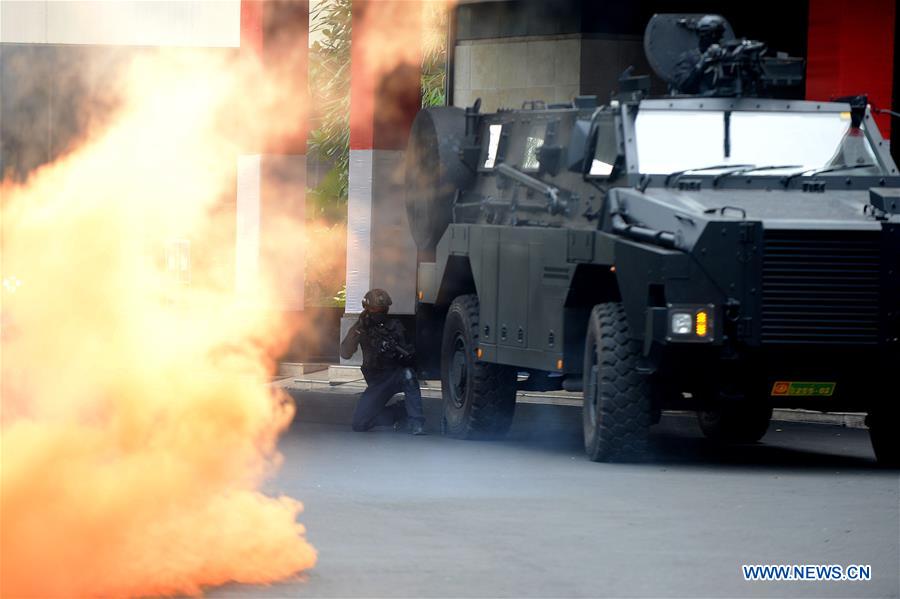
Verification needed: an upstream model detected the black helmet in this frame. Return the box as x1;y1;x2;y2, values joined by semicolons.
696;14;726;37
695;15;726;50
362;288;392;311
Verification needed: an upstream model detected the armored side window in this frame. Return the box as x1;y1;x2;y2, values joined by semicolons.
522;123;547;171
589;115;618;177
483;124;503;169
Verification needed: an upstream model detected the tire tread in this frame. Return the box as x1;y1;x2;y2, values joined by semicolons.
443;294;517;439
583;303;651;462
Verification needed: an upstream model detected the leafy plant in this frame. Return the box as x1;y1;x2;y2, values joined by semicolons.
421;2;448;108
306;167;348;221
332;285;347;308
308;0;352;203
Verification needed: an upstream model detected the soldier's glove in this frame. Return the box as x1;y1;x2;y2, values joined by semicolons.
358;311;372;332
705;44;725;61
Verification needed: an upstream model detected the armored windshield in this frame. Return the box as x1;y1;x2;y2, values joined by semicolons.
634;105;887;176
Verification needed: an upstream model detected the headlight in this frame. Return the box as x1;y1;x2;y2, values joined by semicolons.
670;312;693;335
667;305;715;342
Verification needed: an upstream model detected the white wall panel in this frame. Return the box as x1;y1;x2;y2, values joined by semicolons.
454;36;582;112
235;154;261;299
0;0;46;44
260;153;306;311
236;154;307;310
1;0;241;47
345;149;373;315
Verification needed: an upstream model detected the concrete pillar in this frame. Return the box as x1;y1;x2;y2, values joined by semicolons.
236;0;308;310
342;0;422;362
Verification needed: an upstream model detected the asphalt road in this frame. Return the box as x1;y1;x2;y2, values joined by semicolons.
213;400;899;598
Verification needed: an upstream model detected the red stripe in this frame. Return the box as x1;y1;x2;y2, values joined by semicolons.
241;0;263;56
806;0;895;138
350;0;422;151
349;0;375;150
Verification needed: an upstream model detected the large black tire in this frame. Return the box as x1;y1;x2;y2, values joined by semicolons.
697;403;772;444
405;107;474;251
867;409;900;467
441;294;517;439
582;303;652;462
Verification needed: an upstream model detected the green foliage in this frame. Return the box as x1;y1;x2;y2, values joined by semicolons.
306;167;348;221
421;3;448;108
308;0;352;204
307;280;346;308
421;66;446;108
332;285;347;308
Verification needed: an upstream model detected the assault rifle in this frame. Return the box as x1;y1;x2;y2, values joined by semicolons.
359;313;413;361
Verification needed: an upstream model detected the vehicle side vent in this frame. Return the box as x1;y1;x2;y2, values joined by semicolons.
761;230;881;345
543;266;570;282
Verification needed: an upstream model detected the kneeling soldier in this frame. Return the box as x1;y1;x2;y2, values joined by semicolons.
340;288;426;435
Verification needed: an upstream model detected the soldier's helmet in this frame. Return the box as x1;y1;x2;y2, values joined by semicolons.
362;288;393;311
696;15;726;41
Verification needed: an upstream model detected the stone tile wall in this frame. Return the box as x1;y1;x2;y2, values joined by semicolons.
453;33;655;112
453;35;582;111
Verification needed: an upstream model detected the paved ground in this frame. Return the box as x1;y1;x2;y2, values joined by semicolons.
213;395;899;598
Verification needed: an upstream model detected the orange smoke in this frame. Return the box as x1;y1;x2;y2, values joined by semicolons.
0;48;318;597
304;220;348;302
350;0;454;75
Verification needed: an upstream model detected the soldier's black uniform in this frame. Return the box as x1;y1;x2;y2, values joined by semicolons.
340;297;425;433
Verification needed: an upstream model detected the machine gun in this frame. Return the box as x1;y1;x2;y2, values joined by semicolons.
643;13;804;97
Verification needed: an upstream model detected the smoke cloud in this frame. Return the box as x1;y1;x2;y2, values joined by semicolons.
0;47;318;597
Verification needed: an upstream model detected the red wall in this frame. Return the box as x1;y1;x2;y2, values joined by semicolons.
806;0;895;138
239;0;308;154
240;0;264;56
349;0;422;151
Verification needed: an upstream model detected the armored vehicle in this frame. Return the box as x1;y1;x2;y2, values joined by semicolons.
404;14;900;464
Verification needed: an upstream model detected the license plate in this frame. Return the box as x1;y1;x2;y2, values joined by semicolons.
771;381;836;397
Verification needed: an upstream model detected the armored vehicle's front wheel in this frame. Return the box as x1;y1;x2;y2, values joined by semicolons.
440;294;517;439
867;409;900;467
582;303;652;462
697;403;772;444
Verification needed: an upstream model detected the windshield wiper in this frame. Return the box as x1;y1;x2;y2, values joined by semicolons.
664;164;755;187
712;164;803;186
781;163;878;187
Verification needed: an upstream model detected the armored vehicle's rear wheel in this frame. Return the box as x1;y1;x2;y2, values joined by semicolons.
582;303;651;462
697;403;772;444
441;294;517;439
867;409;900;467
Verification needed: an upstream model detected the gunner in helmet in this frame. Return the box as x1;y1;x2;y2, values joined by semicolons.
671;14;728;94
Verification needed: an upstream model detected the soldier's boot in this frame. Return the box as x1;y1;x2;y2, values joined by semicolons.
391;401;408;432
